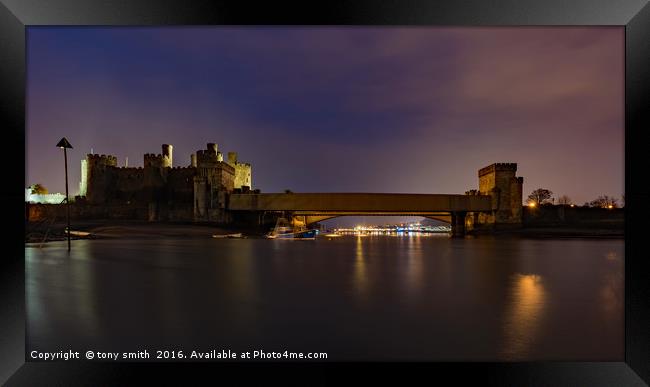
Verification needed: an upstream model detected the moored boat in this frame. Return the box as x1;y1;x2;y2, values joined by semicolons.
266;218;317;240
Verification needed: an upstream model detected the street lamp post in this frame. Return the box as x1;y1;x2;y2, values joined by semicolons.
56;137;73;251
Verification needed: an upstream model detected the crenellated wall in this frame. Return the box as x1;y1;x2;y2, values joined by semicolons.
76;142;249;222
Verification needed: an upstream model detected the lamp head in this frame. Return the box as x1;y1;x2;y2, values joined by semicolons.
56;137;73;149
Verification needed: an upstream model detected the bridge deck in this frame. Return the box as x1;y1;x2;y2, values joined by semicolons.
228;193;492;213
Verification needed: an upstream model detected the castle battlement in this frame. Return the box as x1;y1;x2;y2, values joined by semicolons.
478;163;518;177
144;153;165;168
113;166;144;170
86;153;118;162
196;147;227;167
113;166;139;170
80;142;251;224
85;154;118;169
196;149;216;158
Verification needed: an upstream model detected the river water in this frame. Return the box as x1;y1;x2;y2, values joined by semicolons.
25;234;623;361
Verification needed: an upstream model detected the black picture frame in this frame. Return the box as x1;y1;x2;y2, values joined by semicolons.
2;0;649;385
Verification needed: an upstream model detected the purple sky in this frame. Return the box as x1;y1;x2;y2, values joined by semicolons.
26;27;624;224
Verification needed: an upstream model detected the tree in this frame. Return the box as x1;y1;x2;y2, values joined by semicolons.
557;195;572;205
29;183;48;195
527;188;553;205
589;195;618;208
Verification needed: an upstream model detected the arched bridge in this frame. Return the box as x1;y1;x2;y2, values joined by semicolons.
228;193;494;236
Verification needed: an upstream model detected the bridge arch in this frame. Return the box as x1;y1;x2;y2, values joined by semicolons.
292;213;452;226
226;163;524;237
228;193;489;237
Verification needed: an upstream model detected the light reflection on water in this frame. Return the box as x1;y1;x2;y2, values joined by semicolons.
403;235;424;298
601;250;623;317
501;273;546;360
353;235;368;300
26;241;100;343
26;236;623;361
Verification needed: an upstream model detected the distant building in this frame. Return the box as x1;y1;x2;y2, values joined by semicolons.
25;188;66;204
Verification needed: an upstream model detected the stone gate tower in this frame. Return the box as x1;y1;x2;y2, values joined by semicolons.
473;163;523;228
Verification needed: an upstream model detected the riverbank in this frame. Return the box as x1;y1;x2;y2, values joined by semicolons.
26;220;624;244
25;220;253;243
469;226;624;239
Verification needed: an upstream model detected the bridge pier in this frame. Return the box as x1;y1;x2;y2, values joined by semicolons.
451;211;466;238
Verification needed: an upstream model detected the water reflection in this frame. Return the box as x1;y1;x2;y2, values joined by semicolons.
502;273;546;360
27;237;623;361
26;241;100;341
605;251;619;261
404;235;424;297
601;250;623;316
353;236;368;300
226;240;258;301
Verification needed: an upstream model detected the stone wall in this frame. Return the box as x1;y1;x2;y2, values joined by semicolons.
523;205;624;228
26;202;148;221
112;167;146;203
26;202;194;222
167;167;195;204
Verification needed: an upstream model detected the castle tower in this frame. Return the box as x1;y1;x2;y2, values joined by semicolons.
190;153;197;167
225;151;252;189
477;163;523;226
162;144;173;168
193;143;235;222
144;153;167;191
79;159;88;196
84;154;118;204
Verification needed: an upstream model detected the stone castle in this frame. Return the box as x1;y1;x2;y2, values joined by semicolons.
77;143;252;222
